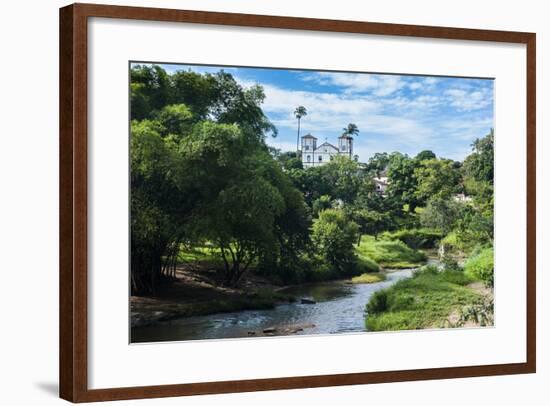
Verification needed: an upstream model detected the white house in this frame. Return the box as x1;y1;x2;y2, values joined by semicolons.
373;176;389;195
301;133;354;168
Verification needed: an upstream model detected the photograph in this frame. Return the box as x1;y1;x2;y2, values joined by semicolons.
129;62;495;343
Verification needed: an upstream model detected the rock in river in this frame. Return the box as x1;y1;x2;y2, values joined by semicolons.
263;327;277;333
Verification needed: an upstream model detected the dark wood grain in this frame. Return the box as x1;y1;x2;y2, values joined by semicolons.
59;3;536;402
59;4;74;401
525;35;536;372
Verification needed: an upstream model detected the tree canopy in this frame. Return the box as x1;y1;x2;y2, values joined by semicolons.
130;64;494;295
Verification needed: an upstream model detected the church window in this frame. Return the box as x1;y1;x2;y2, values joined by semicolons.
307;155;311;162
318;156;323;162
305;145;309;151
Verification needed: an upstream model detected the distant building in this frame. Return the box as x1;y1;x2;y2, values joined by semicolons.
373;176;389;195
301;133;354;168
453;193;473;202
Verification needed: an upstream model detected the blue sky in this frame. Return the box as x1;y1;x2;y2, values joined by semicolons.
149;63;494;162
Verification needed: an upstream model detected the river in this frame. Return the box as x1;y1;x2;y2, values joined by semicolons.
131;268;415;343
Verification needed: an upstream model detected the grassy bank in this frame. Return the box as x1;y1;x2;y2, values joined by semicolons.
356;235;427;269
365;266;482;331
351;273;386;284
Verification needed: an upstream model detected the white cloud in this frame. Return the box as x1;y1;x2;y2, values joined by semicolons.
235;72;492;161
302;72;405;96
424;77;439;85
444;87;493;111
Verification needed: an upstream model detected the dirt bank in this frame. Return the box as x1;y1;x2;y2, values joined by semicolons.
131;266;292;327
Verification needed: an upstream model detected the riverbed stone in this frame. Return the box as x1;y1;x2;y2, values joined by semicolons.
263;327;277;333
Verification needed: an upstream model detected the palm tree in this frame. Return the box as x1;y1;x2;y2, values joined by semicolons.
294;106;307;153
342;123;359;137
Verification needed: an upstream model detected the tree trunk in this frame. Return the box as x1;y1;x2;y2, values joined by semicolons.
296;118;301;154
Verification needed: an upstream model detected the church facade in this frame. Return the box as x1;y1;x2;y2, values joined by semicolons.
301;133;354;168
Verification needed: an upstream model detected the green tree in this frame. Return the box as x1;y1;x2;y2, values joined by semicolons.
171;69;217;119
349;208;389;244
275;150;303;170
312;209;359;274
463;129;494;185
130;119;192;294
181;122;308;286
366;152;390;177
294;106;307;153
212;73;277;138
414;158;461;201
415;150;436;161
343;123;360;137
420;198;463;233
386;153;421;212
154;104;194;137
312;195;332;217
130;65;173;120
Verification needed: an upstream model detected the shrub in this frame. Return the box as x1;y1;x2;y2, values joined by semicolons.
441;256;461;272
464;247;494;287
456;297;494;327
312;209;359;275
367;290;388;314
381;229;443;250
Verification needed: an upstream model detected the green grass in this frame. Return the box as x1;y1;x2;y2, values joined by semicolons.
355;252;381;273
351;273;386;284
177;245;223;264
355;235;427;269
366;266;480;331
380;228;443;250
464;247;494;287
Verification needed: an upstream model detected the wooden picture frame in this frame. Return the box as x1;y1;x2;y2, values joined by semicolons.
59;3;536;402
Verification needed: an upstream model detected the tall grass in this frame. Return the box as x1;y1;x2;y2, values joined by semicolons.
380;228;443;249
366;265;480;331
356;235;427;269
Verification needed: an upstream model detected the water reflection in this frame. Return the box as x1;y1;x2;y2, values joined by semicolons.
132;269;414;343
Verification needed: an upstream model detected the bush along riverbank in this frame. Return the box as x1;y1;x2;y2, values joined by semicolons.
365;254;494;331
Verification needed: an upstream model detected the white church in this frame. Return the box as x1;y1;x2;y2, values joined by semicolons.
301;133;354;168
300;132;389;194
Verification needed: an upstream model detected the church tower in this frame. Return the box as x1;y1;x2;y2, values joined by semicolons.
338;134;353;158
301;134;317;167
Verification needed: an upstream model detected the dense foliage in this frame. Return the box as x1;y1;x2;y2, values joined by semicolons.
130;64;494;304
130;65;293;293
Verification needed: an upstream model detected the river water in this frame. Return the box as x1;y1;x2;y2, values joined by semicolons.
132;269;414;343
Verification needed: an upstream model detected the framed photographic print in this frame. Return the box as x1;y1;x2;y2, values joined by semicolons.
59;3;536;402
